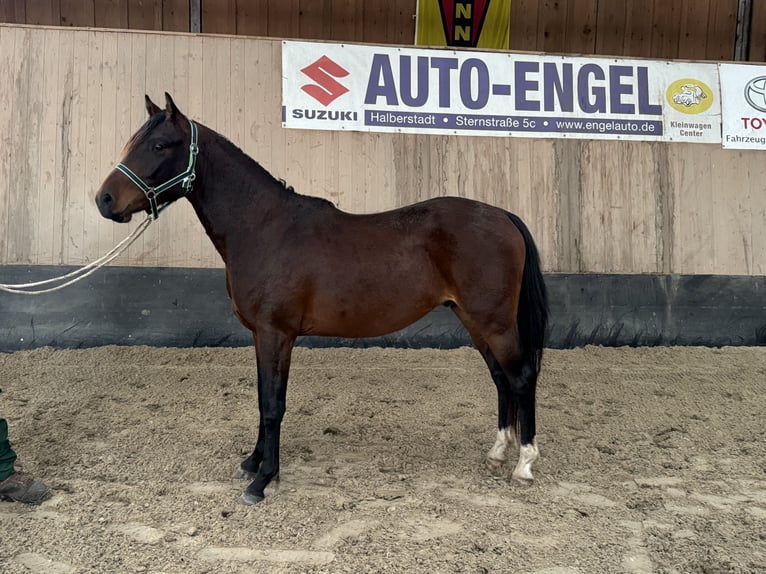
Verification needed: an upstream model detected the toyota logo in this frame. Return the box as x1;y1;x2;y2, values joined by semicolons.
744;76;766;112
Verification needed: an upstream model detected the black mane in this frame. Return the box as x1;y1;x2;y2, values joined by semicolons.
209;129;335;208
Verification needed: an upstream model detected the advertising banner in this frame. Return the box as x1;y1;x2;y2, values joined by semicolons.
415;0;511;50
282;41;721;143
719;63;766;150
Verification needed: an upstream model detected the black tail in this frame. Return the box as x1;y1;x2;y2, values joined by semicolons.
507;212;548;376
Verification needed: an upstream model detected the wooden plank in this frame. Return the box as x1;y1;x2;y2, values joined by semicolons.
8;27;42;263
299;0;332;40
154;32;179;266
95;0;128;28
5;27;30;263
650;0;682;59
128;0;162;31
596;139;621;273
52;30;74;264
202;0;235;34
96;31;118;263
537;0;568;53
125;31;146;265
82;31;103;264
674;145;715;274
623;0;654;57
36;27;61;264
362;0;391;44
510;0;539;51
190;0;201;32
578;140;606;272
552;139;583;272
677;0;710;60
594;0;626;56
710;148;752;274
230;38;246;151
706;0;738;60
734;0;753;60
62;29;90;264
0;1;25;24
749;0;766;61
163;0;189;32
236;0;269;36
533;140;559;272
627;143;658;273
268;0;300;39
388;0;416;45
60;0;95;27
109;32;134;265
0;26;15;263
138;31;165;267
164;32;190;268
331;0;364;42
243;37;271;173
565;0;597;54
24;29;46;264
198;35;221;266
362;133;392;213
748;149;766;273
25;0;60;25
184;34;206;267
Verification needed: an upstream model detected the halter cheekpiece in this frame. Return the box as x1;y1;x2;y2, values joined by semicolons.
114;119;199;220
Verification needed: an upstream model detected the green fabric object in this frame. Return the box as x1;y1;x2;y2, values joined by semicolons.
0;418;18;482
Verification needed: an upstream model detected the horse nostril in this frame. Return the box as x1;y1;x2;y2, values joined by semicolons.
102;192;113;205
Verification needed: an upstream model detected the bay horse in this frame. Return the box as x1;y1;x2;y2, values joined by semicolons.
95;94;549;505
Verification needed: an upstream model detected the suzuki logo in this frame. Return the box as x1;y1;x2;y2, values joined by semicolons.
300;56;350;106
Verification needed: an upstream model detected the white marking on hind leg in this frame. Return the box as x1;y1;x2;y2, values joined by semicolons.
486;427;516;470
511;441;539;483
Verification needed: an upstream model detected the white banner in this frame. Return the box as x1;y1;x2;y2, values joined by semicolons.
719;63;766;150
282;41;721;143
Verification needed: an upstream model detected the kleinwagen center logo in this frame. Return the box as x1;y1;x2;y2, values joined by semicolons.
300;55;350;106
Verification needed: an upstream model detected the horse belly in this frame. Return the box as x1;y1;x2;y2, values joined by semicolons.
305;275;443;339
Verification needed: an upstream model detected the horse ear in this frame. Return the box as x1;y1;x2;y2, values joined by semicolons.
145;95;162;117
164;92;181;119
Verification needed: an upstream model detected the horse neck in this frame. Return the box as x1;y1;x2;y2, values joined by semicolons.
185;126;290;261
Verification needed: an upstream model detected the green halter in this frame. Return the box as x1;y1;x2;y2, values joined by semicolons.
114;119;199;219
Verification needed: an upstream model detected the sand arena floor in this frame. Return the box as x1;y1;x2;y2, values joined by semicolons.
1;345;765;573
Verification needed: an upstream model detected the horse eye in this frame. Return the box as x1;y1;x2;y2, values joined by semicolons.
153;142;165;152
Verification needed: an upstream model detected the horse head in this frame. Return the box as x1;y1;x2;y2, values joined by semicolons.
95;93;197;222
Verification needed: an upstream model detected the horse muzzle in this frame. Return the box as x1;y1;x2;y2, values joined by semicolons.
95;189;133;223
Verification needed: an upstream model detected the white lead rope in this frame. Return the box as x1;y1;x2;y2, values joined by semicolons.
0;215;153;295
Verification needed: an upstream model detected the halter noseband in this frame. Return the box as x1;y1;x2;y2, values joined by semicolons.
114;119;199;220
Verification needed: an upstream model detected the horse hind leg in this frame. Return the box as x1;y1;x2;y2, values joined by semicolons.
483;349;517;474
456;307;539;483
451;309;518;474
486;331;540;484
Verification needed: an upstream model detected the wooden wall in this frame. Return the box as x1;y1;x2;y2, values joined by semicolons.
0;0;190;30
0;24;765;275
1;0;762;61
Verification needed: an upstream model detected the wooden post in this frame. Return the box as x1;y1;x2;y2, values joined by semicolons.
190;0;201;33
735;0;753;60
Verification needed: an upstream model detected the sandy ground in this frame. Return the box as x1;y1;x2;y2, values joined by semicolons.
0;345;765;574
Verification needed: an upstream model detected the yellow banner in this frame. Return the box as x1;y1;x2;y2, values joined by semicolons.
416;0;511;50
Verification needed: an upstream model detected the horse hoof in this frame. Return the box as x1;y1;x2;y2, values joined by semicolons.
240;492;265;505
511;473;534;486
232;467;257;480
485;457;505;476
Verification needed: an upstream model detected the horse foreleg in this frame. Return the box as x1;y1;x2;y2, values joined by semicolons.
240;328;295;505
235;417;265;480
